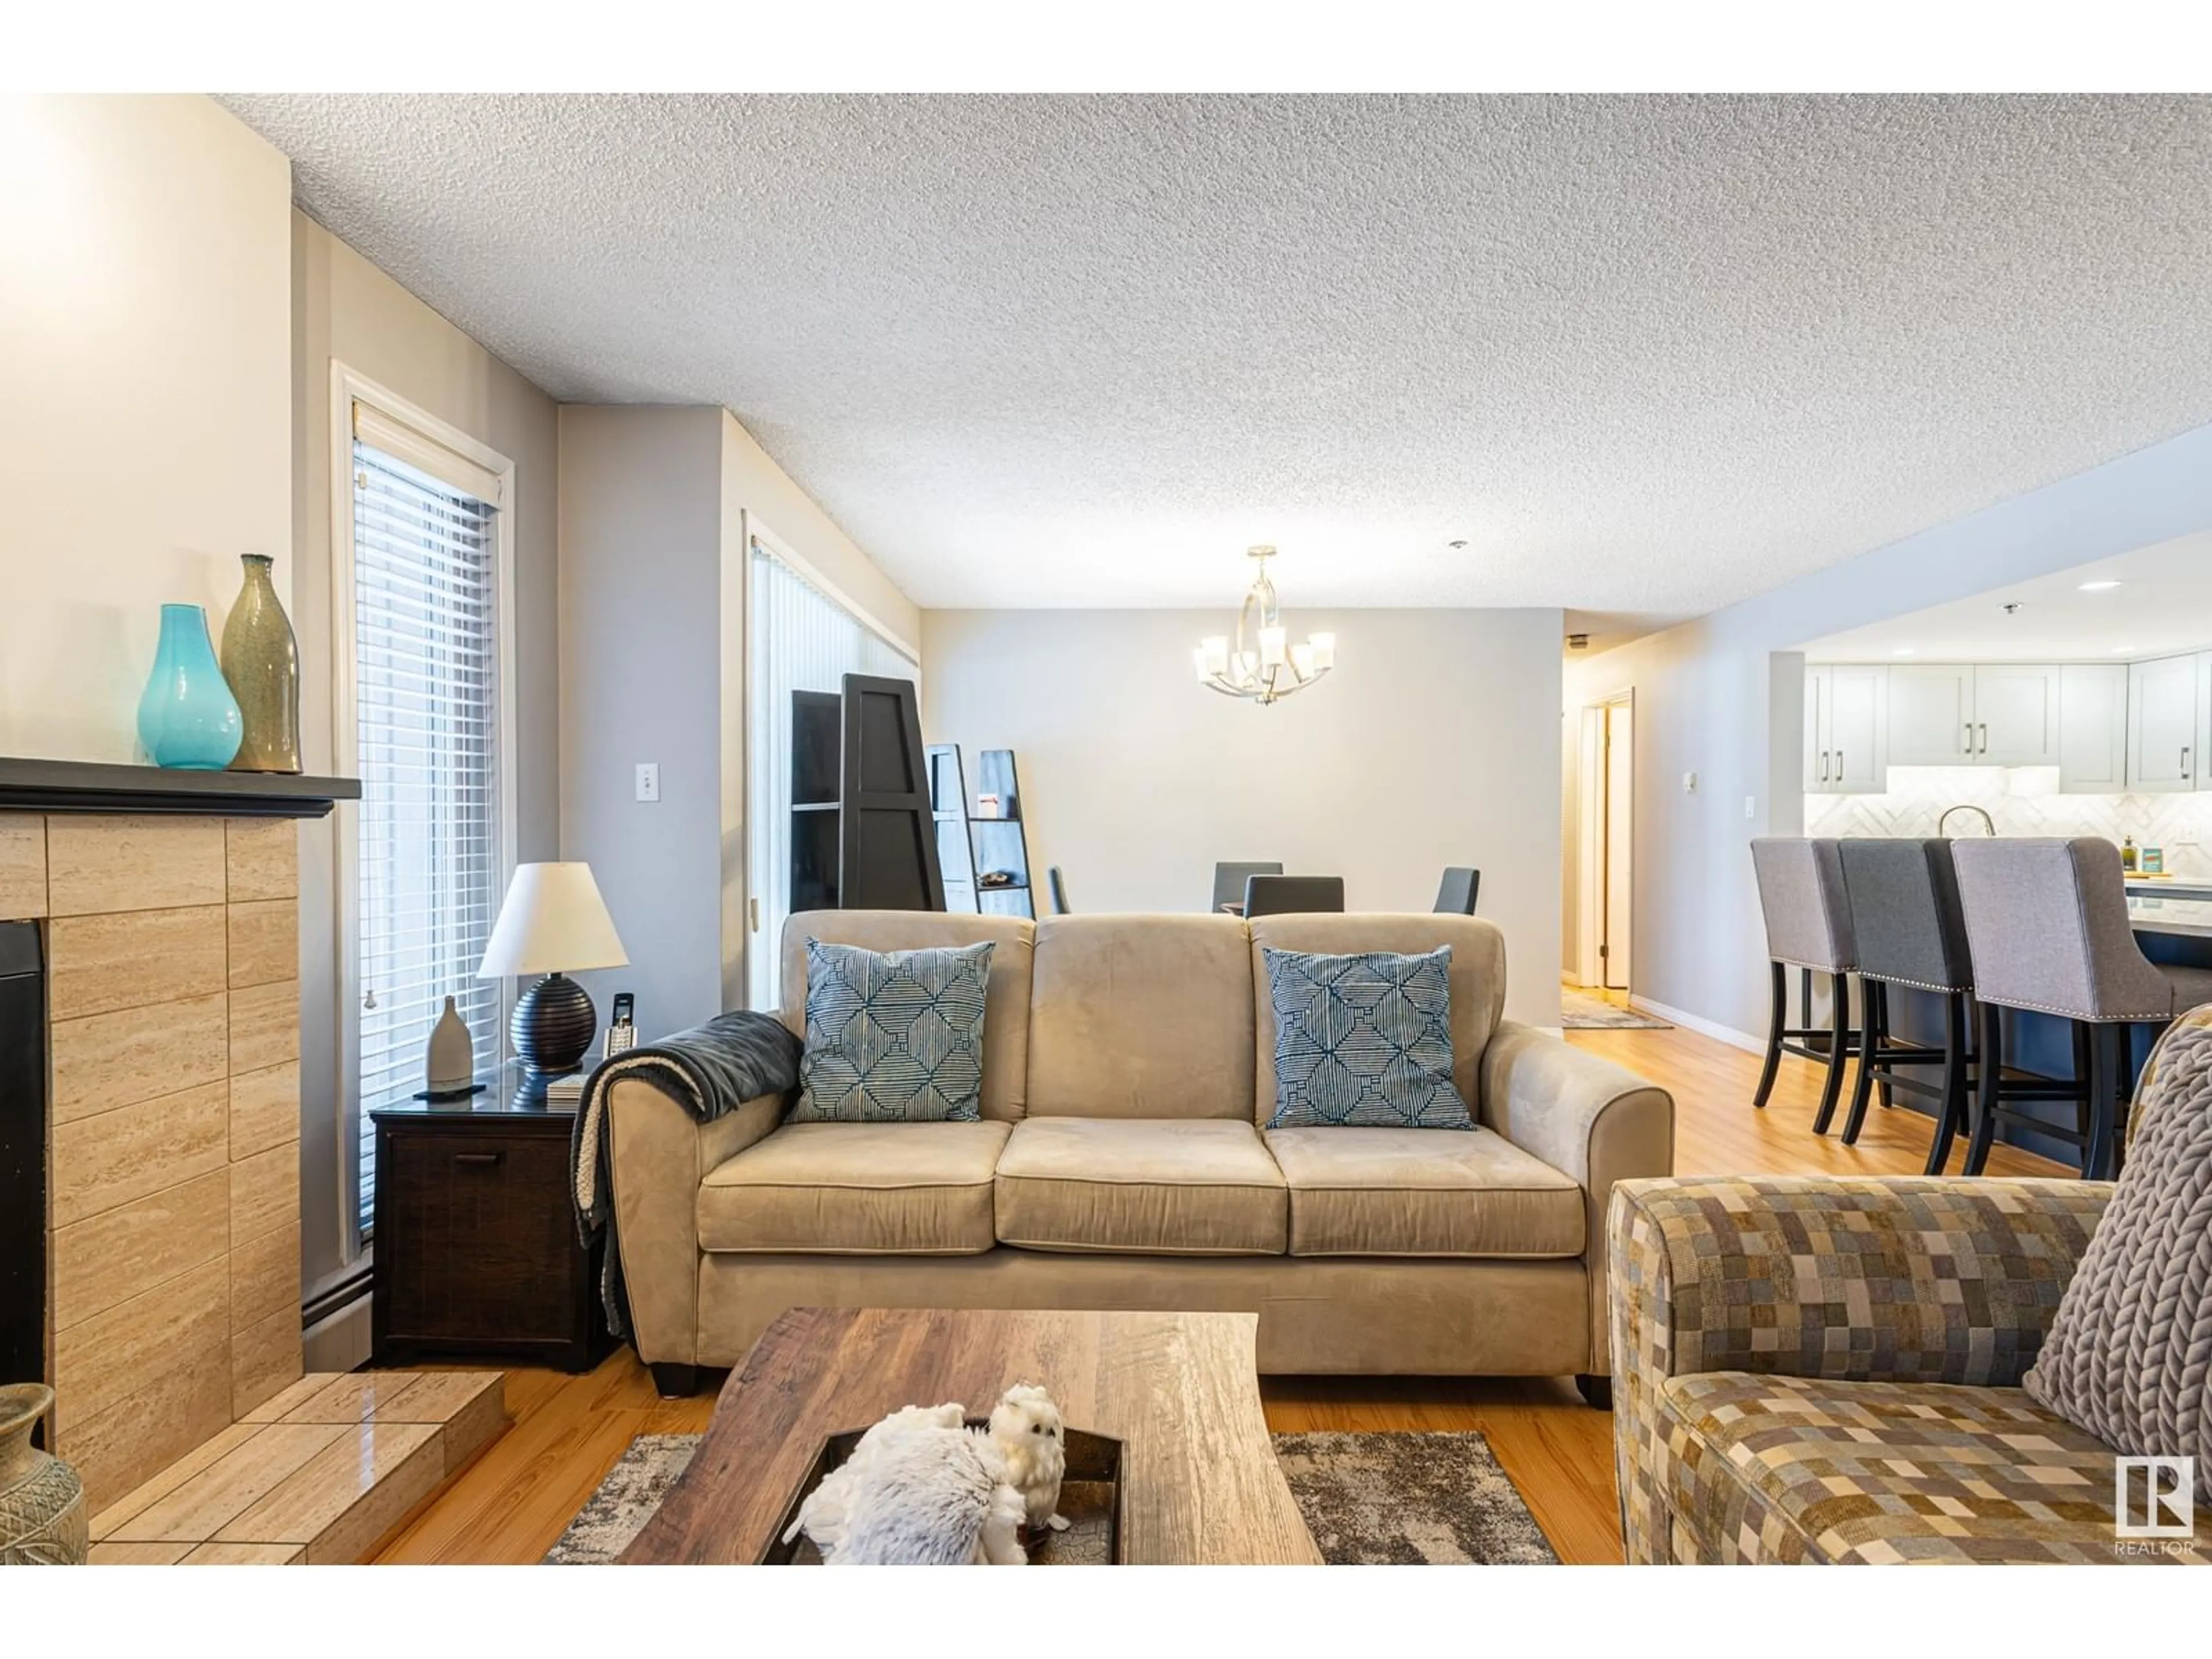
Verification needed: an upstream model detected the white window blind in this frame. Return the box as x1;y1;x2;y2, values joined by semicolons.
352;434;505;1227
747;541;918;1009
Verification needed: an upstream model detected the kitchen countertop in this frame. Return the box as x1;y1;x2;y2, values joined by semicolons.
2127;895;2212;938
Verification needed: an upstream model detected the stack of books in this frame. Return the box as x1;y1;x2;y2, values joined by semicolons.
544;1073;588;1109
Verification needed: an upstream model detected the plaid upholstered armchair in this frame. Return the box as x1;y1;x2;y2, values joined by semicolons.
1605;1174;2209;1564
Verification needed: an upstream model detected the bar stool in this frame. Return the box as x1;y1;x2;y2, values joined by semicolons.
1950;836;2212;1179
1836;839;1978;1173
1749;838;1859;1133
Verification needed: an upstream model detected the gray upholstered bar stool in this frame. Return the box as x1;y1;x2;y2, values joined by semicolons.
1836;838;1978;1172
1950;836;2212;1179
1749;838;1859;1133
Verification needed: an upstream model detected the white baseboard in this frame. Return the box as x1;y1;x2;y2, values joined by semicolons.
1629;994;1766;1055
302;1292;372;1374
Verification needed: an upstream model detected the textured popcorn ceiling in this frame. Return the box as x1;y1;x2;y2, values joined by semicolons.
222;94;2212;614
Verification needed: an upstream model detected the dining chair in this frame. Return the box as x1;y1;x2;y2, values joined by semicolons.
1836;838;1977;1172
1950;836;2212;1179
1211;861;1282;914
1433;868;1480;915
1242;875;1346;918
1047;866;1072;915
1748;837;1860;1134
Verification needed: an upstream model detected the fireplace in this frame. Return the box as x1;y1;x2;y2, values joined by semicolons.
0;758;358;1507
0;922;42;1396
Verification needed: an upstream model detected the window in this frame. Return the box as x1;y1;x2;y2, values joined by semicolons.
339;386;515;1237
746;533;919;1008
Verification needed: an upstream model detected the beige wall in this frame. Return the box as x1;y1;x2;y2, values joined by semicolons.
291;211;561;1288
0;96;291;763
922;608;1566;1030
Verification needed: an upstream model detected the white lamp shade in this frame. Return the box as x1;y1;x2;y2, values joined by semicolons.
478;862;628;978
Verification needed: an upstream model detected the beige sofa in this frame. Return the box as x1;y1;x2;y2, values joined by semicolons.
607;910;1675;1397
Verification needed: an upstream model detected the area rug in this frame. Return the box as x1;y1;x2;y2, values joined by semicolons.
544;1430;1556;1565
1560;989;1671;1031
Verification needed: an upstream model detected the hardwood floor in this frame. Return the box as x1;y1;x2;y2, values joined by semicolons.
372;1021;2070;1567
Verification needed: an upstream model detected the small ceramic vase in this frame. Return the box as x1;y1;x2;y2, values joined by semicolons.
137;603;244;770
221;554;303;774
427;995;475;1096
0;1384;87;1565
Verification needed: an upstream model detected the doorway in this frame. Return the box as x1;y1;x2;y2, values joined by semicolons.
1574;692;1634;998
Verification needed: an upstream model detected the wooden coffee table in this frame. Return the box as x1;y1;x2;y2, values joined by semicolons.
619;1306;1320;1565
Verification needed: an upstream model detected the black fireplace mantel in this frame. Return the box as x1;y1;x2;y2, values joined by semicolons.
0;757;360;819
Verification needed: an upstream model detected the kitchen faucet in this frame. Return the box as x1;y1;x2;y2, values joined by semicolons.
1938;804;1997;838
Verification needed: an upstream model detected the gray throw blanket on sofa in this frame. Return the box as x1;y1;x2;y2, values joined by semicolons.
570;1010;802;1336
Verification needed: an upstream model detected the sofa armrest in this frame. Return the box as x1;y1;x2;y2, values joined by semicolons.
1479;1020;1673;1377
606;1076;784;1366
1605;1173;2110;1562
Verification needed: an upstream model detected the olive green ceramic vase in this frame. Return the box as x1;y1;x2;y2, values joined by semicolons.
221;552;302;774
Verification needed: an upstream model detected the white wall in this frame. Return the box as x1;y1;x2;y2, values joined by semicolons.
291;211;561;1289
1564;419;2212;1044
923;608;1565;1029
560;407;921;1035
0;96;291;761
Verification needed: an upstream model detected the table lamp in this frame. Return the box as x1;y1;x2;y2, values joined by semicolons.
478;862;629;1079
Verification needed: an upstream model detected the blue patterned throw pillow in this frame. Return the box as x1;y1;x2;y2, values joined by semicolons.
789;939;995;1123
1263;945;1472;1129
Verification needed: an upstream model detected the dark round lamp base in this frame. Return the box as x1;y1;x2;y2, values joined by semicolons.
513;971;597;1077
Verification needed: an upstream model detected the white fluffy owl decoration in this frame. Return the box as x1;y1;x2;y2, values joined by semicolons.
987;1382;1070;1535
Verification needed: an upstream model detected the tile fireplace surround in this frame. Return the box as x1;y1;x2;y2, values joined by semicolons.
0;762;362;1516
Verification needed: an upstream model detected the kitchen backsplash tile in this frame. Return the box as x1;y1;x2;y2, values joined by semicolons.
1805;767;2212;876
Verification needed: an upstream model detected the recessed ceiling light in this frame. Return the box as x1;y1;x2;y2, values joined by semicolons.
2112;645;2135;654
1892;647;1915;656
2079;579;2123;592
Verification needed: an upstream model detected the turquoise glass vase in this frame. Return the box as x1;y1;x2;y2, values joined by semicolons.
137;604;244;770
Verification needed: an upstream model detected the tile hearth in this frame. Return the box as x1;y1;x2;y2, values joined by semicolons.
87;1370;506;1564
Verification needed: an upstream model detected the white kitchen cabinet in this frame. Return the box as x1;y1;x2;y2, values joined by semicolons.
2199;654;2212;794
1972;664;2062;766
2129;653;2202;792
1885;665;1975;766
1805;665;1887;793
2058;664;2130;792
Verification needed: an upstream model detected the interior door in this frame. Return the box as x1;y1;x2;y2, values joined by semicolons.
1885;664;1974;767
1603;702;1633;991
2130;654;2199;792
1974;665;2061;766
1824;666;1888;793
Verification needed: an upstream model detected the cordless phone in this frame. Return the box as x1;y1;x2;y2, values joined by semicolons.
605;992;638;1058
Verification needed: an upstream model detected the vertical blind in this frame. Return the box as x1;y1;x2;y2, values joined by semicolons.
747;543;918;1009
353;435;505;1228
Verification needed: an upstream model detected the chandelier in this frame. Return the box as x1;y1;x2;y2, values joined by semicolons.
1191;546;1336;706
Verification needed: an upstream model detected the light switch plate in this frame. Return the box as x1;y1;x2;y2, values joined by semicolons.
635;762;660;802
1744;796;1757;819
1682;771;1698;794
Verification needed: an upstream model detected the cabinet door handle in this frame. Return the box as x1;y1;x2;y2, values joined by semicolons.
1834;749;1843;782
453;1151;503;1168
1819;749;1829;783
1979;722;1989;755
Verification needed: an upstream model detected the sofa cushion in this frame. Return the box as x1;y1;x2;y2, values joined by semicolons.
993;1118;1287;1255
1248;914;1506;1126
2024;1004;2212;1459
1025;915;1255;1119
1261;945;1473;1129
782;911;1035;1121
698;1120;1012;1255
1264;1126;1583;1257
1657;1371;2209;1564
789;938;995;1123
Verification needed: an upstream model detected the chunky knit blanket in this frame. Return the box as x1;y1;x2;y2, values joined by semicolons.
2024;1003;2212;1461
569;1010;802;1336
